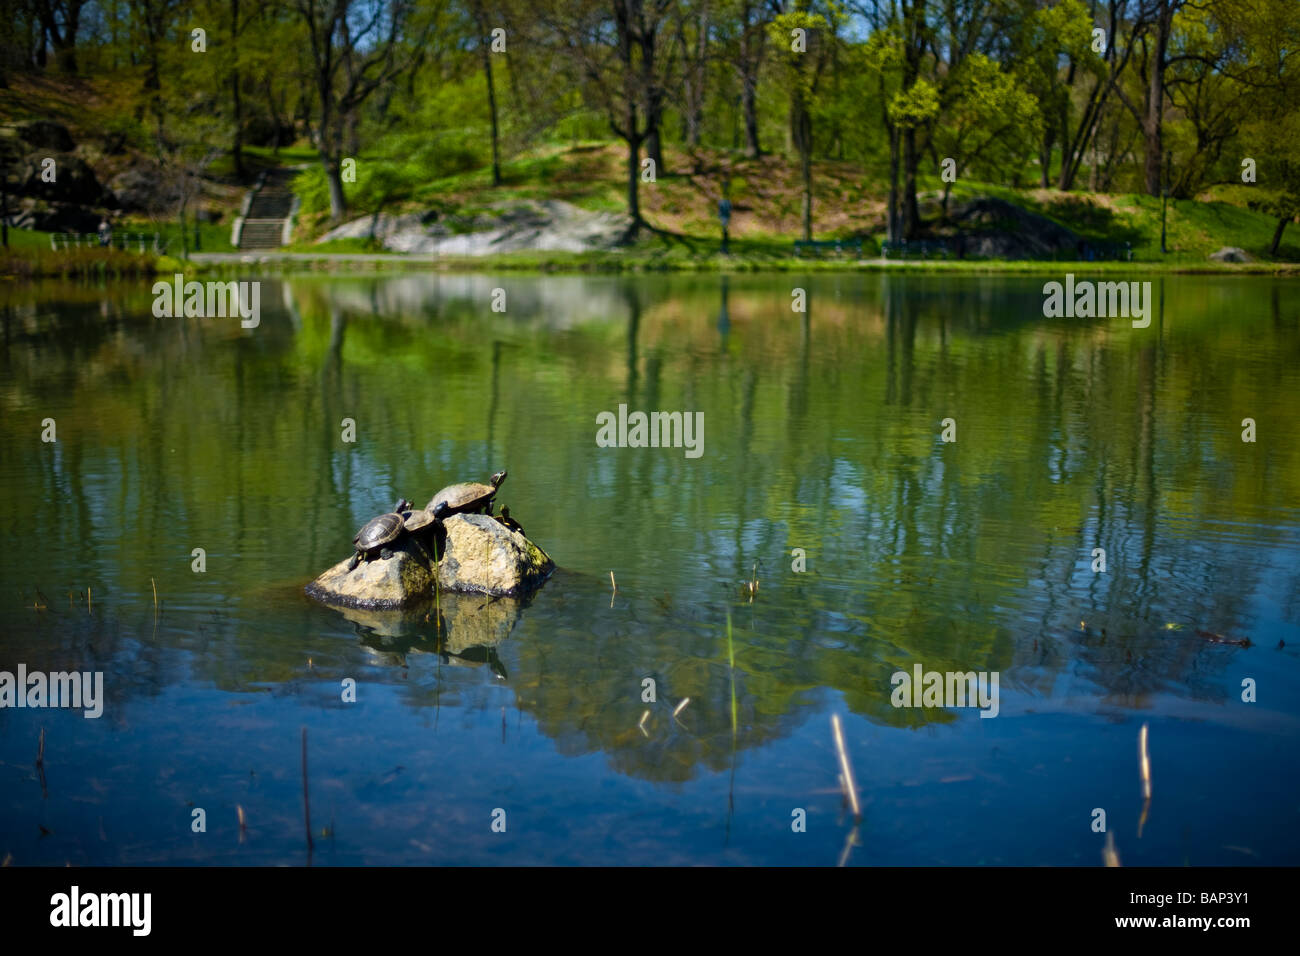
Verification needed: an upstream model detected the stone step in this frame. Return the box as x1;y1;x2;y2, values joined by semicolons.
239;219;285;249
236;168;301;249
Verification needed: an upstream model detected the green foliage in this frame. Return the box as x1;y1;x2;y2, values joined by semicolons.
888;77;940;130
294;130;486;217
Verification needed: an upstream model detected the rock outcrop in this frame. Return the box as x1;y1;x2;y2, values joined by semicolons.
304;538;436;609
1208;246;1252;263
436;514;555;596
315;199;632;255
304;514;553;608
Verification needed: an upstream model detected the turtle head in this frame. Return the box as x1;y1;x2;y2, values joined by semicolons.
501;506;510;518
491;470;507;489
394;498;413;513
432;501;451;522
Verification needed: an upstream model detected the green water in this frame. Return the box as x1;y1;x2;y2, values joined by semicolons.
1;272;1298;865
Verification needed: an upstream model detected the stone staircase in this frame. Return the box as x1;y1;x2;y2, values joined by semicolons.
234;168;300;250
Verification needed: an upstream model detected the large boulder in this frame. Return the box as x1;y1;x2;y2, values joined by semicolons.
315;199;632;255
305;514;553;608
21;151;104;205
949;197;1081;258
1208;246;1251;263
437;514;555;596
108;167;175;213
7;198;101;233
304;538;436;609
18;120;75;152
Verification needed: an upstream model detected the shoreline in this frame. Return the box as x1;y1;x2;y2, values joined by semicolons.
181;251;1300;277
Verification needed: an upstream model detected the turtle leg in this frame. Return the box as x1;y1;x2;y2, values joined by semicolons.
380;547;394;560
346;552;360;572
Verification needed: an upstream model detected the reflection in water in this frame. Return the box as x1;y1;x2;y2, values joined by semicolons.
0;273;1298;865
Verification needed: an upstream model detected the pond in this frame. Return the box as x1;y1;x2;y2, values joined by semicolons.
1;272;1297;865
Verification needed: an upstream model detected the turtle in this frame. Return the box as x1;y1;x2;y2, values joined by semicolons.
426;470;507;518
494;505;524;537
399;506;443;562
347;511;406;571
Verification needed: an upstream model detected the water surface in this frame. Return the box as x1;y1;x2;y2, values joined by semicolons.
1;272;1297;865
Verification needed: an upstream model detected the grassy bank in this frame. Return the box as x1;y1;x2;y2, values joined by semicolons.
289;141;1300;265
183;248;1300;276
0;230;171;278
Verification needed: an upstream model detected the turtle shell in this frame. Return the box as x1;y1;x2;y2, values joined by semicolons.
401;508;435;533
354;512;405;550
426;471;504;515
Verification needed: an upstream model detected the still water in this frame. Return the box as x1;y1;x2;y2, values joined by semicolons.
1;273;1298;865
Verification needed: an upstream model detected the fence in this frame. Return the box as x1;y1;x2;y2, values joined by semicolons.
881;237;1134;261
50;232;165;253
794;238;866;258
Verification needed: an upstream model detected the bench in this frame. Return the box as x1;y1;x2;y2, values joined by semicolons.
880;239;952;260
794;238;864;258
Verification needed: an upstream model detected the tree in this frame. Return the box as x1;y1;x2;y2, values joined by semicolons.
540;0;678;234
32;0;87;73
717;0;772;157
767;0;839;242
295;0;425;222
1221;0;1300;255
1055;0;1152;192
930;53;1041;219
674;0;712;149
467;0;504;186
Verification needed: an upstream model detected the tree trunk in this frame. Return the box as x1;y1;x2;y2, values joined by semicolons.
624;99;643;232
1269;216;1289;257
887;126;900;243
482;42;501;186
738;3;763;158
323;155;346;222
902;127;920;239
800;123;813;241
646;127;663;175
742;78;761;157
230;0;244;178
1143;0;1172;196
899;0;924;236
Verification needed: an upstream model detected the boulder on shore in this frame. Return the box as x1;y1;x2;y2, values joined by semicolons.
1208;246;1251;263
304;513;554;608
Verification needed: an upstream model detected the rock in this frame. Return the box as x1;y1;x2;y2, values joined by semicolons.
7;198;101;233
305;515;553;607
437;514;555;596
18;120;75;152
21;151;103;205
108;166;176;213
949;197;1082;258
1209;246;1251;263
315;199;632;255
304;538;436;609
